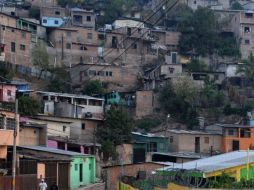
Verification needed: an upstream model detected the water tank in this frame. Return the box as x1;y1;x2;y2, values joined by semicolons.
98;47;104;58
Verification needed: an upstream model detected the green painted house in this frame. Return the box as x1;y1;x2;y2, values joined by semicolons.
132;132;169;163
18;146;96;190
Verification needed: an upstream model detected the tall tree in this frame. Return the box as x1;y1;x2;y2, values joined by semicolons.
96;108;133;160
32;41;50;79
18;96;40;116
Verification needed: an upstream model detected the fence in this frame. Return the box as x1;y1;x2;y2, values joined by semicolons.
0;174;38;190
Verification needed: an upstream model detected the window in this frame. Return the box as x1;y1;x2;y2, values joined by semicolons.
7;90;11;96
11;29;14;32
171;52;177;64
170;136;173;143
194;0;196;4
20;44;26;51
34;130;37;134
88;70;96;76
87;16;91;22
81;123;85;130
245;13;253;18
43;19;47;24
204;137;209;144
240;128;251;138
132;43;137;49
169;68;174;74
75;164;78;171
127;27;132;36
73;15;82;24
244;26;250;33
147;142;157;152
54;20;59;25
227;129;237;136
66;31;71;37
11;42;15;52
21;31;26;39
245;39;250;45
63;125;66;132
109;71;112;76
2;26;5;30
87;33;93;40
66;43;71;49
55;11;60;15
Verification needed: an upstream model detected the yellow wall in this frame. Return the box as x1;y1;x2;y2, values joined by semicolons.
168;183;190;190
119;182;139;190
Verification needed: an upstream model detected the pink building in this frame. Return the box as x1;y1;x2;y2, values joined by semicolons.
0;83;16;102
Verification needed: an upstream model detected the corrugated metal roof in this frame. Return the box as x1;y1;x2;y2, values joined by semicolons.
36;91;104;101
19;146;94;157
167;129;221;135
132;132;166;138
159;151;254;175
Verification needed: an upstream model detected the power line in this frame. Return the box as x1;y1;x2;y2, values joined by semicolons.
71;0;179;84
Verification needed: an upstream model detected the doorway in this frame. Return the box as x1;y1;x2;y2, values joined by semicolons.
195;137;200;153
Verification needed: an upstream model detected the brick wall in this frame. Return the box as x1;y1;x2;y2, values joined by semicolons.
104;163;165;190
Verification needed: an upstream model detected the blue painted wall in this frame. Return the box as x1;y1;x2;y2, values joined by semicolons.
41;17;64;27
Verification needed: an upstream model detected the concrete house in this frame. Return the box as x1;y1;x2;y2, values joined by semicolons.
41;17;65;27
71;8;96;29
0;83;16;103
0;110;19;159
31;115;102;154
231;10;254;59
36;91;104;119
115;132;169;165
0;25;32;67
206;123;254;152
19;122;47;146
159;129;222;155
18;146;96;190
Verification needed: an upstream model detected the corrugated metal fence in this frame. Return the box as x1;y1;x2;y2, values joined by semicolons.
0;174;37;190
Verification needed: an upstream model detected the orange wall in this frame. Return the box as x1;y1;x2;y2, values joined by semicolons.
223;128;254;152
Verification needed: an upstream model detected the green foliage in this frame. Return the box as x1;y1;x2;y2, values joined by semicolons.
96;108;133;161
231;1;243;10
0;63;13;80
18;96;40;116
159;80;199;129
178;7;239;57
237;53;254;83
135;118;161;132
209;173;254;188
187;59;207;72
101;140;117;162
48;67;72;93
32;41;50;79
29;6;40;20
97;0;134;26
83;80;105;96
200;78;225;108
223;104;253;116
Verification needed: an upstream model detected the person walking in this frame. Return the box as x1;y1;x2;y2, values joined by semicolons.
50;182;59;190
38;179;48;190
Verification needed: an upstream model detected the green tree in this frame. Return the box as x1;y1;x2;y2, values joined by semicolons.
159;80;199;129
135;118;161;132
97;0;134;26
96;108;133;161
231;1;243;10
187;59;208;72
178;7;239;57
48;67;72;93
237;53;254;83
83;80;105;95
29;6;40;20
200;78;225;108
32;41;50;79
18;96;40;116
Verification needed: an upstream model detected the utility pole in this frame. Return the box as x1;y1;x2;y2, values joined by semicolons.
12;99;18;190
